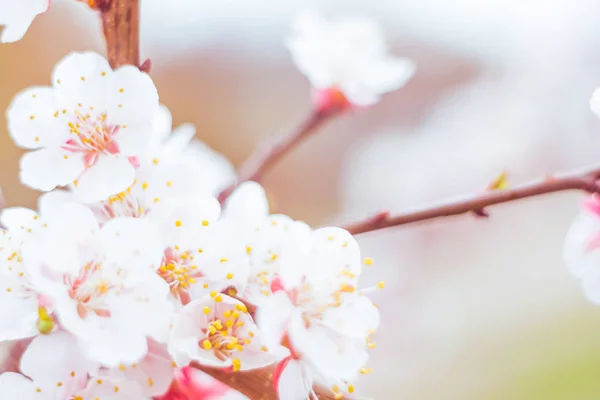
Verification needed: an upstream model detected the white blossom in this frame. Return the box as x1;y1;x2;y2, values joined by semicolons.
169;295;278;372
256;227;379;399
287;11;415;108
0;0;49;43
147;195;249;305
22;203;173;366
222;182;312;305
7;51;159;202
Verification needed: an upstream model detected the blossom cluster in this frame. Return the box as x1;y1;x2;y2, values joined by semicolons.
0;7;414;397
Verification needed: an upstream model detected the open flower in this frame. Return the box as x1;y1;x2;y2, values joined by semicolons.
168;295;277;372
0;0;49;43
7;51;159;202
287;11;415;110
222;182;312;305
22;203;173;366
148;196;249;305
256;227;379;399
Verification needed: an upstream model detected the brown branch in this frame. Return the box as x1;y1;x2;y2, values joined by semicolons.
218;109;338;203
98;0;140;68
343;166;600;235
193;362;340;400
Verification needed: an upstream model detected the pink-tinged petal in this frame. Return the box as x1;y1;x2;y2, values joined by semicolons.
52;51;111;109
0;372;37;399
19;148;84;192
7;86;66;149
585;232;600;253
255;291;294;349
275;358;312;400
564;210;600;278
107;65;159;126
582;194;600;218
20;332;96;392
74;154;135;202
105;340;175;397
159;367;229;400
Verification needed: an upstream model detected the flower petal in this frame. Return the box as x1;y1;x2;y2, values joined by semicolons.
7;86;66;149
107;65;159;126
52;51;111;110
0;372;37;399
19;148;84;192
74;154;135;202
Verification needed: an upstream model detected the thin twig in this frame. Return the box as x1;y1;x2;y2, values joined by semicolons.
343;166;600;235
218;109;337;203
98;0;140;68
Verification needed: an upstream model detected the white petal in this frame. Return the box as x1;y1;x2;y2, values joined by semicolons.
321;294;379;339
151;104;174;145
107;66;159;126
7;86;66;149
0;292;38;341
276;359;312;400
591;88;600;119
37;190;74;217
283;227;361;288
0;207;38;233
0;0;48;43
81;375;148;399
289;316;366;380
20;332;96;389
19;148;84;192
0;372;37;399
147;196;221;248
224;181;269;227
52;51;111;110
564;210;600;279
74;155;135;202
255;291;294;348
79;327;149;367
98;217;164;274
114;123;153;156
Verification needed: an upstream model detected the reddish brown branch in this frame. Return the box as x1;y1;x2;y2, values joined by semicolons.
343;167;600;235
193;362;340;400
218;109;337;203
98;0;140;68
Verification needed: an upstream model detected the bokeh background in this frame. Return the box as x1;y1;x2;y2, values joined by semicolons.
2;0;600;398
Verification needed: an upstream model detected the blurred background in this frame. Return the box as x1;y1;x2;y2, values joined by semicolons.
2;0;600;398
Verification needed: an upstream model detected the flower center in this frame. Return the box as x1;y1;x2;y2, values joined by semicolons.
98;186;145;222
65;262;113;319
199;312;250;369
158;247;203;304
61;107;120;165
